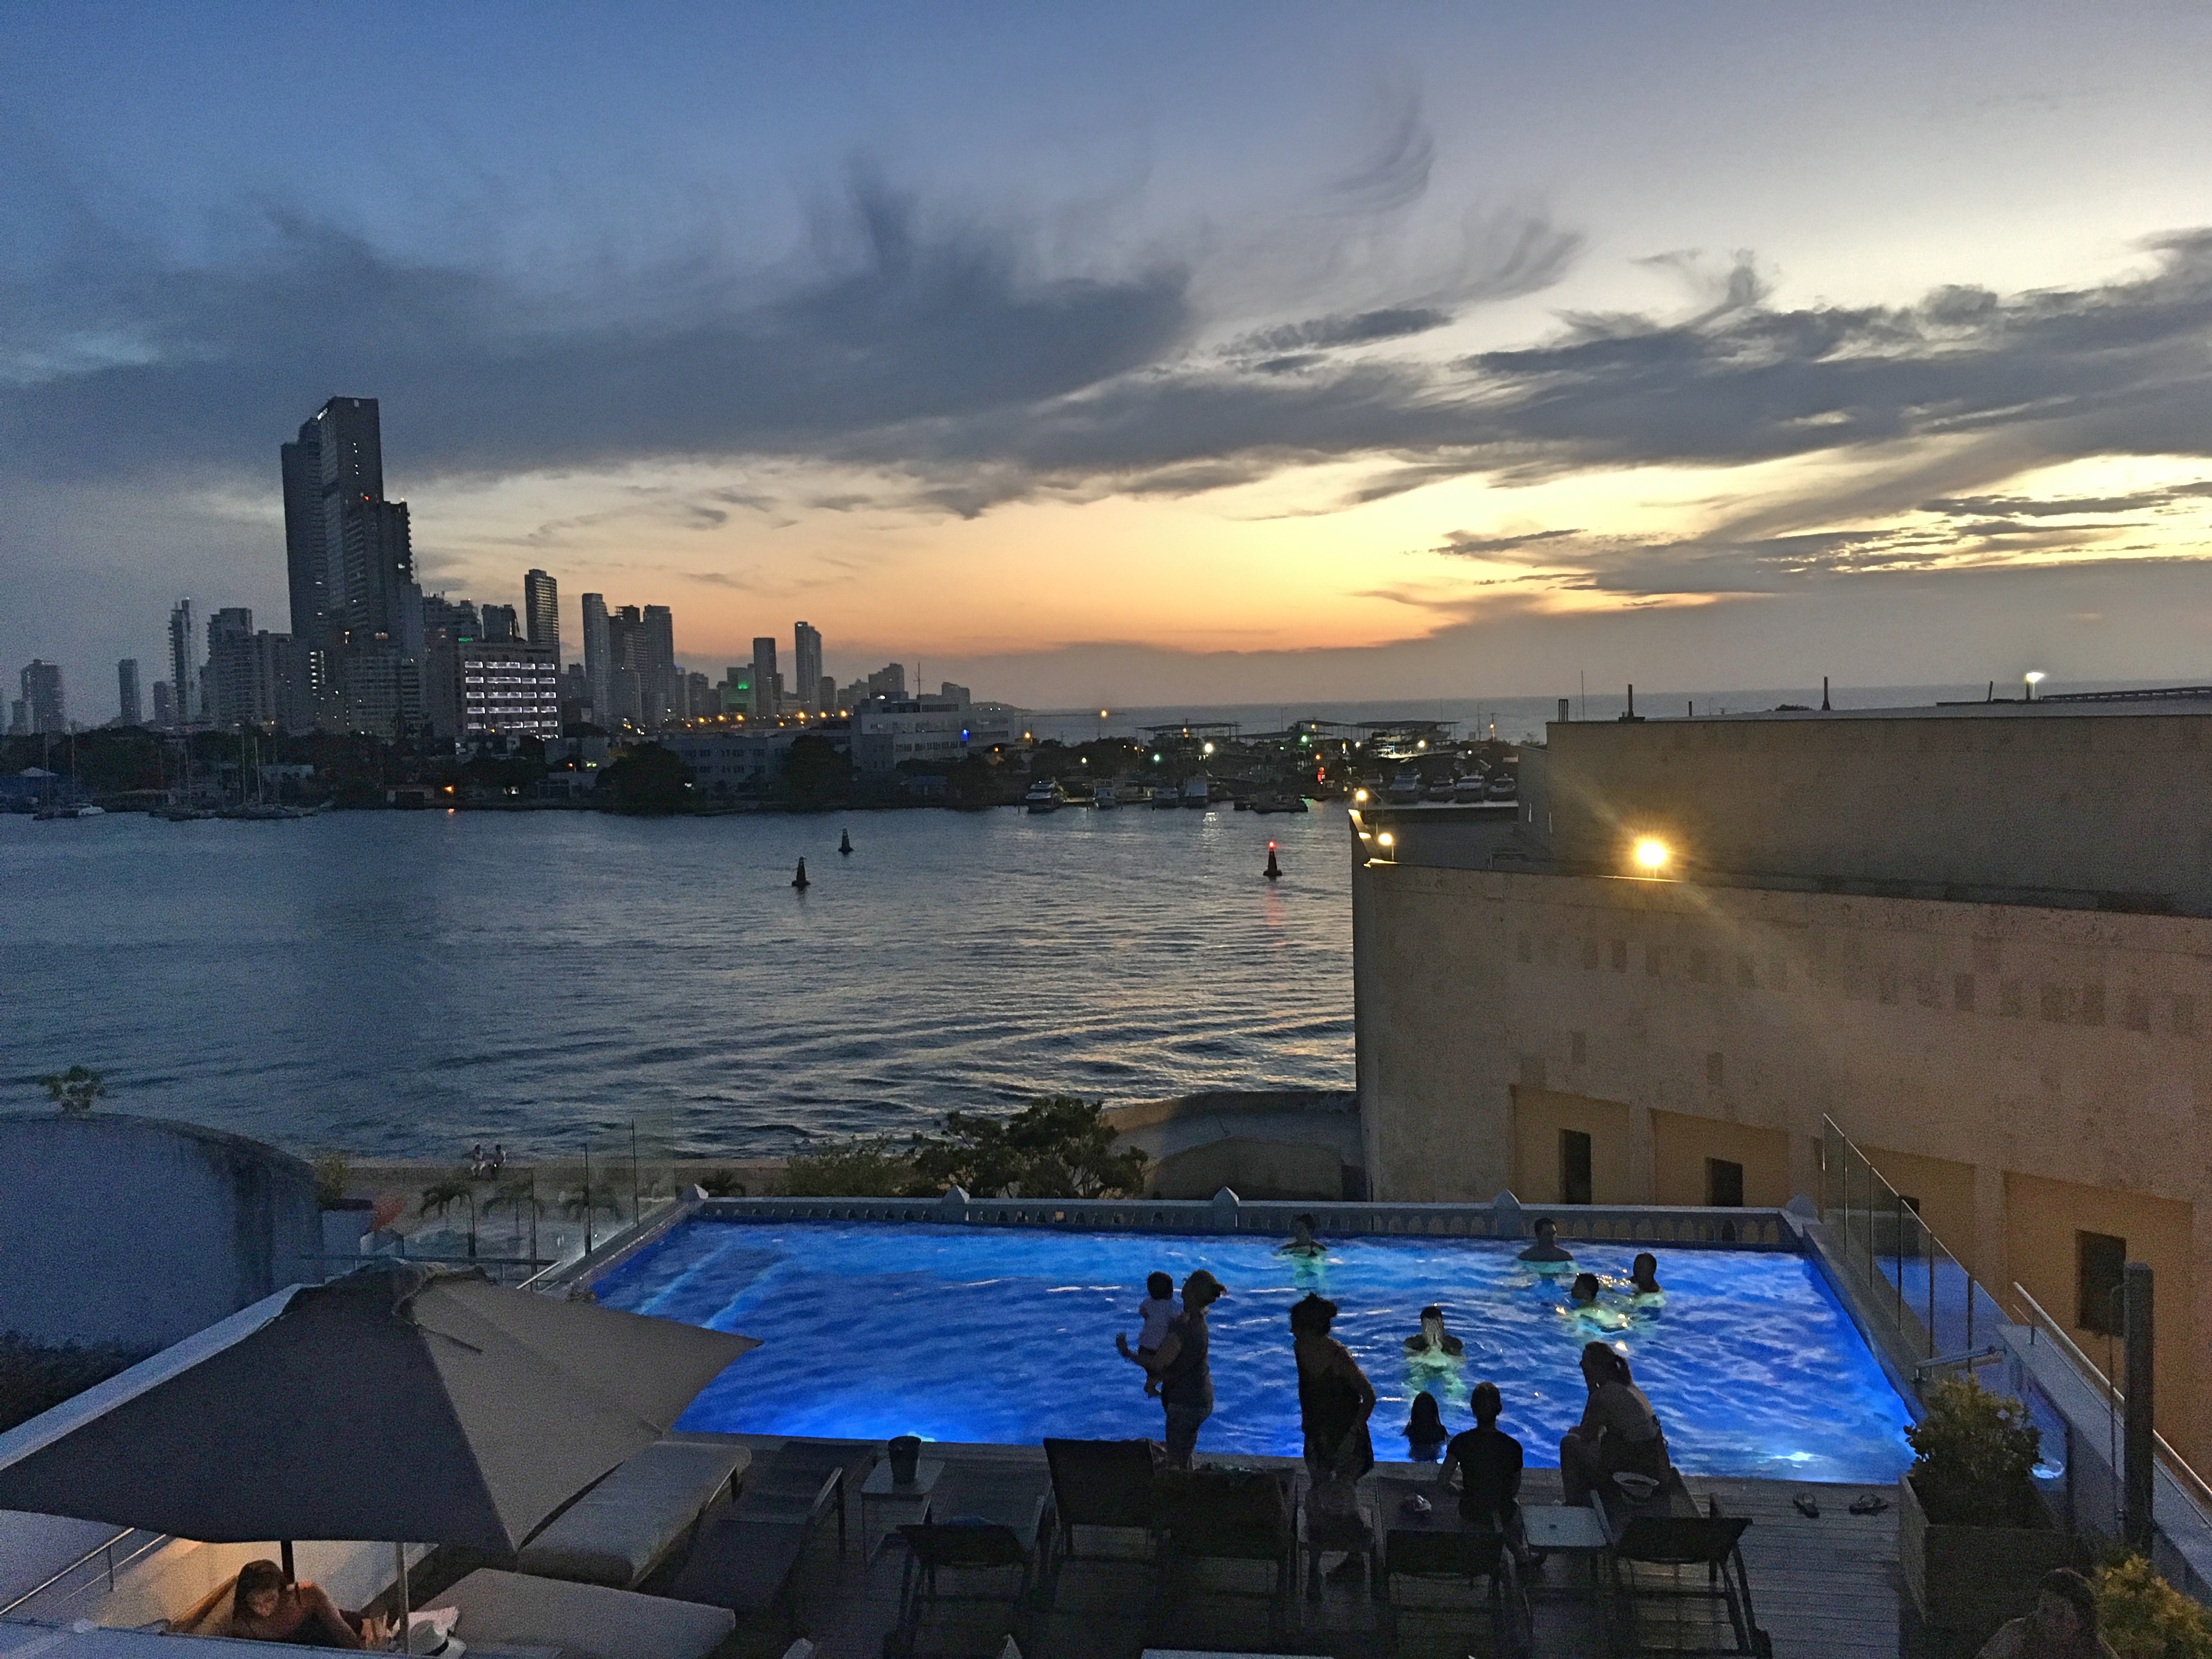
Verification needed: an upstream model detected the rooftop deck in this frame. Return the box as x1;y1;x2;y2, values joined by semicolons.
638;1436;1905;1659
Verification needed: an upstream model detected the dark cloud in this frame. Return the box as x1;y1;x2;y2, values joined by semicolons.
1436;527;1581;555
1230;307;1452;355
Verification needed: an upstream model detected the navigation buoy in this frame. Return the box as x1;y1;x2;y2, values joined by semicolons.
1265;841;1281;881
792;858;810;890
839;829;853;856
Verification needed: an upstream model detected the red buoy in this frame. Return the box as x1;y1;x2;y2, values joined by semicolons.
1265;840;1281;881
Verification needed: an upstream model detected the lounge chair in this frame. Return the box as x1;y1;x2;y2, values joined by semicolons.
1381;1525;1529;1656
1041;1438;1161;1572
424;1567;733;1659
663;1438;875;1628
518;1439;751;1589
1149;1465;1297;1635
885;1462;1055;1659
1602;1489;1771;1657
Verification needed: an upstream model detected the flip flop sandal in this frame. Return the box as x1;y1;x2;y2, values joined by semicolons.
1791;1494;1821;1519
1849;1494;1890;1516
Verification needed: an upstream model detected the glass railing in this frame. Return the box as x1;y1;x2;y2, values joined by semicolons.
1819;1116;2010;1368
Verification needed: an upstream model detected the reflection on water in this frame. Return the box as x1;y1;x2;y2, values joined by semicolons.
1;805;1352;1156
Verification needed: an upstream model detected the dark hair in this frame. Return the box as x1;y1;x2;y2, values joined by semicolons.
1570;1273;1601;1302
1632;1252;1659;1282
1419;1304;1444;1321
1407;1391;1443;1434
1147;1272;1173;1298
233;1560;286;1621
1471;1380;1502;1424
1581;1340;1630;1384
1289;1292;1338;1334
1294;1213;1317;1229
1532;1216;1557;1233
2039;1568;2097;1631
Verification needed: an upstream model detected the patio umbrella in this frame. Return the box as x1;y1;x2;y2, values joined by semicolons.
0;1261;758;1554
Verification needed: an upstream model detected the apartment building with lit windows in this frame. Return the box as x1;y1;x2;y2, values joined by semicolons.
458;641;560;741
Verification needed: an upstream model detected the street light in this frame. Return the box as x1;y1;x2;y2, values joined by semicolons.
2025;670;2046;702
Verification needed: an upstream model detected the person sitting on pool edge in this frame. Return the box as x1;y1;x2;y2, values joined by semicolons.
1403;1303;1466;1358
1403;1390;1448;1462
1117;1269;1226;1468
1560;1341;1673;1506
1517;1216;1573;1266
228;1561;388;1649
1439;1380;1525;1539
1629;1253;1663;1297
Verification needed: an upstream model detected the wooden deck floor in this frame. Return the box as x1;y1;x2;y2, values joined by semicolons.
689;1440;1906;1659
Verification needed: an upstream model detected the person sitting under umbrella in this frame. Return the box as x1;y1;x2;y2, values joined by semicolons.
229;1560;390;1649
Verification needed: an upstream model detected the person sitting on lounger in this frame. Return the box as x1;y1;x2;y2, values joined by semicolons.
1559;1342;1672;1506
1517;1216;1573;1268
1629;1253;1663;1297
229;1560;389;1649
1440;1380;1525;1535
1403;1303;1466;1361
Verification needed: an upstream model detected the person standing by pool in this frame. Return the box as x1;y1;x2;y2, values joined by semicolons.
1518;1216;1573;1267
1291;1292;1377;1582
1559;1342;1672;1506
1118;1269;1226;1468
1132;1271;1176;1397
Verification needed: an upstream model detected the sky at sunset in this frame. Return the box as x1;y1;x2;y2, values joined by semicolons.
8;3;2212;709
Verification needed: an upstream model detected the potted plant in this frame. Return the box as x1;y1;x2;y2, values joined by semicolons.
1899;1377;2078;1643
2095;1550;2212;1658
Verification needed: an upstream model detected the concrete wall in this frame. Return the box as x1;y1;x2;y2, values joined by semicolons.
1351;856;2212;1463
0;1115;320;1351
1527;706;2212;913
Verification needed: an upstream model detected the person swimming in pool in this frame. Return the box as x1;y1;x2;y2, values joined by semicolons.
1279;1214;1327;1257
1517;1216;1573;1269
1629;1253;1664;1299
1403;1304;1466;1360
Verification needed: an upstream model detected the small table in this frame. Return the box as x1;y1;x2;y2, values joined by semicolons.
861;1458;944;1558
1522;1503;1610;1554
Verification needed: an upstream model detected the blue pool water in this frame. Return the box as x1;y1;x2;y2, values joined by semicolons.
595;1221;1915;1482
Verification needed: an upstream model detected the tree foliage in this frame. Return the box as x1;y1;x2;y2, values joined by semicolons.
781;735;853;808
782;1139;924;1198
40;1065;104;1115
599;743;692;814
910;1095;1147;1199
1905;1376;2042;1525
2096;1551;2212;1659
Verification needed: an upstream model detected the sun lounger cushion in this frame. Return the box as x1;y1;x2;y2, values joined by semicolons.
426;1568;734;1659
518;1441;751;1589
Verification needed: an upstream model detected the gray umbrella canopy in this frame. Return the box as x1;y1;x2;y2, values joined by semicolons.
0;1262;756;1553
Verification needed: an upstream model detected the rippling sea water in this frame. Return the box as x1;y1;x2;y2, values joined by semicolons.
1;804;1352;1158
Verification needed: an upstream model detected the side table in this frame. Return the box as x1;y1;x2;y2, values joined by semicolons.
861;1458;944;1559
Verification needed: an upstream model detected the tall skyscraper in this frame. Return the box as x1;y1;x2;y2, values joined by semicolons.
751;636;779;719
19;661;64;733
793;622;822;712
643;606;676;723
580;593;611;722
524;569;560;660
480;603;518;642
117;659;142;727
283;397;413;726
168;600;197;724
151;682;174;726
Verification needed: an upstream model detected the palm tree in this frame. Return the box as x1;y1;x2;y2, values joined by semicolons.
419;1177;479;1260
483;1175;541;1268
39;1066;105;1116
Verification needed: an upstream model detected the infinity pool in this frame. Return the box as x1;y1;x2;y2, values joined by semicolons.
595;1221;1914;1482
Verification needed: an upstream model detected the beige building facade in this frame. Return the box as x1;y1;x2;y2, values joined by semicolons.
1352;693;2212;1466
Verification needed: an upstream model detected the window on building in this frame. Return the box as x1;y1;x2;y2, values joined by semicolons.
2078;1231;2128;1336
1706;1158;1745;1208
1560;1130;1593;1206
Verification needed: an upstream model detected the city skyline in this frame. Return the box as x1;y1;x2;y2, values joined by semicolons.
8;6;2212;707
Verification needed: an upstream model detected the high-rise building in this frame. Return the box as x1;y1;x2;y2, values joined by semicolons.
580;594;612;723
751;636;780;719
819;675;837;713
643;606;676;723
167;600;197;724
151;681;174;726
458;640;560;742
337;498;414;642
19;661;64;733
117;659;142;727
524;569;560;661
793;622;822;712
480;603;518;642
865;662;906;702
284;397;414;721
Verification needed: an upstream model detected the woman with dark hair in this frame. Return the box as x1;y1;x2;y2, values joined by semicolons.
1559;1341;1672;1506
1975;1568;2116;1658
228;1560;388;1648
1291;1291;1377;1581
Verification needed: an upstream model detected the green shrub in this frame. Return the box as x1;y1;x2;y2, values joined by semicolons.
909;1095;1147;1199
2096;1552;2212;1658
312;1152;351;1209
1905;1376;2042;1526
697;1168;750;1198
781;1139;926;1198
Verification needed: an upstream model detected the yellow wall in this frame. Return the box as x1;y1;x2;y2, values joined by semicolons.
1859;1144;1980;1279
2004;1172;2200;1466
1650;1110;1790;1207
1511;1089;1633;1205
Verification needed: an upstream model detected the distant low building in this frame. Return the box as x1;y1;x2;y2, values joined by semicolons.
852;696;1022;775
664;726;839;793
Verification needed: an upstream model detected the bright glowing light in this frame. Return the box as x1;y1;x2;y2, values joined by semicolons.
1415;740;1426;750
1633;837;1669;872
1203;742;1215;755
2024;671;2046;684
1353;788;1369;804
1376;831;1394;847
1099;709;1109;719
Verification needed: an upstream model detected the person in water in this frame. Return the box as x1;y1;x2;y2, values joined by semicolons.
1440;1380;1525;1538
1118;1269;1225;1468
1560;1342;1672;1506
1567;1273;1601;1308
1403;1304;1466;1358
1518;1216;1573;1264
1291;1292;1377;1582
228;1561;388;1649
1976;1568;2117;1659
1629;1253;1663;1296
1279;1214;1326;1257
1133;1271;1176;1397
1403;1390;1448;1462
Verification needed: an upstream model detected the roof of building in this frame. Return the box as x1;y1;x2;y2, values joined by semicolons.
1576;685;2212;724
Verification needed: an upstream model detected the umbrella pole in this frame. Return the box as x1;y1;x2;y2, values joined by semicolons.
394;1541;410;1651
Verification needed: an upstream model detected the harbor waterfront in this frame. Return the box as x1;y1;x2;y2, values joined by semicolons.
0;802;1352;1158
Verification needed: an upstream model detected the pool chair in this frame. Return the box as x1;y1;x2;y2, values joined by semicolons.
1149;1465;1299;1637
1602;1492;1771;1657
422;1567;734;1659
1041;1437;1163;1575
663;1438;876;1633
885;1465;1054;1659
1379;1523;1531;1657
517;1437;752;1589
